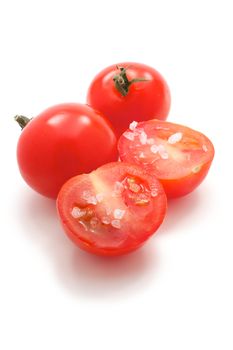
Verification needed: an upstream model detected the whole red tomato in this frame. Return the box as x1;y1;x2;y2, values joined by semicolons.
16;103;118;198
87;62;171;137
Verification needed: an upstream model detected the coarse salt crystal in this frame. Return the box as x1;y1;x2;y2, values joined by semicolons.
160;151;169;160
123;131;135;141
150;144;159;154
88;196;98;205
202;145;208;152
168;132;183;144
111;219;121;229
129;121;138;131
158;145;169;159
135;193;150;205
113;209;126;220
151;189;158;197
82;190;92;200
90;217;99;228
82;191;97;205
139;131;148;145
139;152;145;158
102;216;111;225
71;207;86;219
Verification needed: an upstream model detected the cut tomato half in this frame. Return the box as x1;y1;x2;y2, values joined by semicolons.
118;120;215;198
57;162;167;256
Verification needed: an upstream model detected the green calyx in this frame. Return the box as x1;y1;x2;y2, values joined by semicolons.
113;66;149;97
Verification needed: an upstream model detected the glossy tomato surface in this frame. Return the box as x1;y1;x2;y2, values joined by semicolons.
118;120;215;198
57;162;167;256
87;62;171;137
16;103;118;198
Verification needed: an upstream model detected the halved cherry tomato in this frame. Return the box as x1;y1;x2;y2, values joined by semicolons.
57;162;167;256
16;103;118;198
118;120;215;198
87;62;171;137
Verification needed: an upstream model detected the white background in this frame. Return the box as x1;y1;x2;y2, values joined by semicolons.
0;1;232;349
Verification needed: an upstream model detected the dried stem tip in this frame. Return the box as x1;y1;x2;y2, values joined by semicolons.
14;115;32;130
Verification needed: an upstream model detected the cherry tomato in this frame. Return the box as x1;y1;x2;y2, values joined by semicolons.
118;120;214;198
87;62;171;137
16;103;118;198
57;162;167;256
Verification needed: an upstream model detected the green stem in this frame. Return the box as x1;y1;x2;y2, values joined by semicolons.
14;115;32;130
113;66;149;96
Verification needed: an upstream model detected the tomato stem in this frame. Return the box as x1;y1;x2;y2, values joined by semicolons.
14;115;32;130
113;66;149;96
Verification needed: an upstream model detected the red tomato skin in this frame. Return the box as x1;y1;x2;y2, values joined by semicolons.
57;162;167;256
161;161;213;198
17;103;118;199
87;62;171;137
58;221;145;257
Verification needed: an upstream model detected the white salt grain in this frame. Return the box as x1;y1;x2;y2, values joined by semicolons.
202;145;208;152
123;131;135;141
82;190;92;201
102;216;111;225
168;132;183;144
113;209;126;220
151;189;158;197
71;207;86;219
111;219;121;229
82;191;97;205
90;217;99;228
139;152;145;158
139;131;148;145
88;196;98;205
158;145;169;159
150;145;159;154
129;121;138;131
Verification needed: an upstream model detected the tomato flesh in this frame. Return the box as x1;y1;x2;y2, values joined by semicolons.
17;103;118;198
118;120;215;198
57;162;167;256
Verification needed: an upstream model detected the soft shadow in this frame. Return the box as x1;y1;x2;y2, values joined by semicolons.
160;189;203;234
56;245;158;299
14;189;159;299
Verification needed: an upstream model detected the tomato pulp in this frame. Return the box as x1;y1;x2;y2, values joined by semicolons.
118;120;215;198
57;162;167;256
87;62;171;137
16;103;118;198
